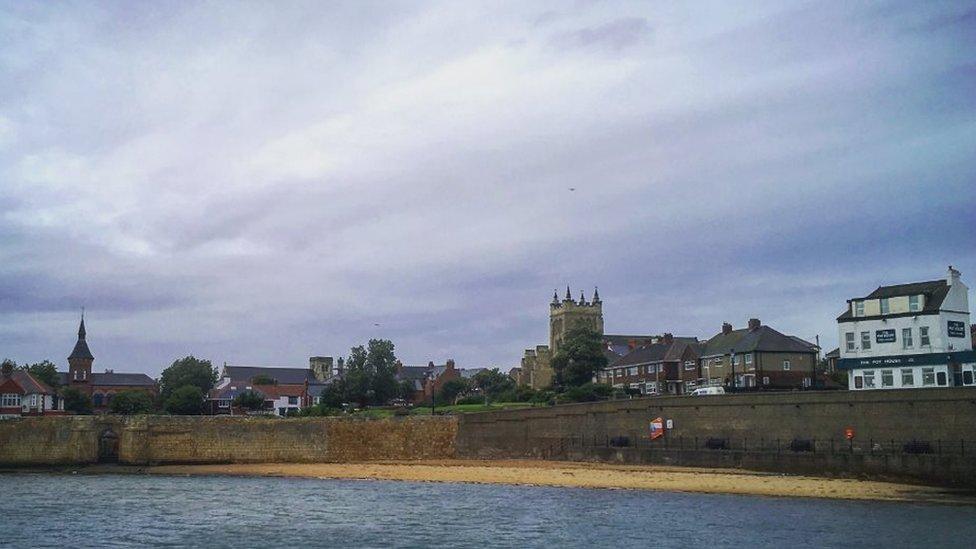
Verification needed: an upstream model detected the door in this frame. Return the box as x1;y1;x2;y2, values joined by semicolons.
98;429;119;463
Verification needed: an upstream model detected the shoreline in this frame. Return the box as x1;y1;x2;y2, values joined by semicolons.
103;460;976;505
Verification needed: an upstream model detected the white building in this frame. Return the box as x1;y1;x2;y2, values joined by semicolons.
837;266;974;390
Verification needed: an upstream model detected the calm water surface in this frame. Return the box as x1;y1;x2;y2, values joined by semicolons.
1;473;974;548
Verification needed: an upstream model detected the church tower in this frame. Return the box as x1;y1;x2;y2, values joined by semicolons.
68;314;94;384
549;286;604;354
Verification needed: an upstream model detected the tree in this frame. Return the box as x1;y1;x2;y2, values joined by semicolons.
471;368;515;401
436;378;471;405
250;374;276;385
550;327;608;388
159;356;217;400
21;360;60;389
318;379;347;409
342;339;399;406
164;385;205;415
109;390;154;414
62;387;93;414
233;389;266;411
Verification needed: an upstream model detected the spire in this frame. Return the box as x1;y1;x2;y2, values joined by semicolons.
68;311;94;361
565;286;572;300
593;286;601;303
579;290;586;305
552;290;559;305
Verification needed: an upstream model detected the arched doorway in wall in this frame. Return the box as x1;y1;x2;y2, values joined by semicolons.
98;429;119;463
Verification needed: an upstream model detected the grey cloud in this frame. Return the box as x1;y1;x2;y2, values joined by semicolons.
550;16;650;52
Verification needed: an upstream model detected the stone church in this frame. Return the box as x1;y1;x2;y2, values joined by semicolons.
515;287;660;389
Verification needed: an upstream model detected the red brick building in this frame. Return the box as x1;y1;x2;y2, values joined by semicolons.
395;359;460;404
0;361;65;418
599;334;702;395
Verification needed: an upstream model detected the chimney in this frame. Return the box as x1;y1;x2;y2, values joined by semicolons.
722;322;733;335
446;359;456;371
628;339;637;350
395;360;404;374
748;318;761;331
948;265;961;286
663;333;674;345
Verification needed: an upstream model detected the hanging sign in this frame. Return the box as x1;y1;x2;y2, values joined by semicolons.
649;417;665;440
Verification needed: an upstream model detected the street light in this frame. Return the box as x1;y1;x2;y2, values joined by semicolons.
730;348;736;393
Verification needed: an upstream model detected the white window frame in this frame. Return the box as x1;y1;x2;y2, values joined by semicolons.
684;361;695;371
902;328;913;349
861;331;871;350
880;298;890;315
919;327;930;347
901;369;914;386
1;393;21;407
855;301;864;317
863;370;876;388
782;360;791;371
922;367;935;386
744;354;753;365
881;370;893;387
909;295;920;312
845;332;855;352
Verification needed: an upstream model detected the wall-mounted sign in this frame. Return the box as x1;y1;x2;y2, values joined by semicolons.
948;321;966;338
649;417;664;440
666;419;674;429
875;329;896;344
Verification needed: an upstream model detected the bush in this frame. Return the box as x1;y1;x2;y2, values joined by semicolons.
456;395;485;405
164;385;205;415
558;383;613;404
62;387;93;414
233;389;265;411
109;390;154;415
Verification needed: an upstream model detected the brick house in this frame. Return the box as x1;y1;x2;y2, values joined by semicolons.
0;362;65;418
395;360;459;404
599;334;701;395
699;319;818;390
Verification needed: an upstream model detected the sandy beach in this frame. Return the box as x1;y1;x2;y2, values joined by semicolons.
144;460;974;505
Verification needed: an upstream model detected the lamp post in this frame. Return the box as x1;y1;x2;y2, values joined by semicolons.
730;348;736;393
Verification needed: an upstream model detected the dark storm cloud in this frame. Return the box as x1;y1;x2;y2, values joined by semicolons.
0;1;974;373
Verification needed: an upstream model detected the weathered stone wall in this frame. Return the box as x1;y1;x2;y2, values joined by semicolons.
0;416;457;466
456;388;976;485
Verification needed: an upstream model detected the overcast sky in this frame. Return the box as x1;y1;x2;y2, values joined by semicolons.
1;1;974;375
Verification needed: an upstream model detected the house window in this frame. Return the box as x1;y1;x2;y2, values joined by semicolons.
936;371;947;386
964;370;974;386
854;376;863;389
855;301;864;316
902;328;913;349
901;369;914;386
863;370;876;388
880;298;890;315
881;370;893;387
782;360;791;371
288;396;299;405
919;327;930;347
860;332;871;350
684;361;695;370
909;295;920;312
93;393;103;406
30;394;38;406
922;367;935;386
845;332;855;352
744;354;752;365
627;367;637;376
1;393;21;407
733;355;741;366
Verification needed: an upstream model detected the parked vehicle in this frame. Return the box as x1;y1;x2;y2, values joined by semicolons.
690;387;725;396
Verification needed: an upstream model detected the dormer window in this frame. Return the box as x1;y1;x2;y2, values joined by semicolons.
880;298;890;315
855;301;864;316
909;295;920;312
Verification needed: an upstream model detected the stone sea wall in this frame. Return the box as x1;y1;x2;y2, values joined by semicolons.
0;415;457;465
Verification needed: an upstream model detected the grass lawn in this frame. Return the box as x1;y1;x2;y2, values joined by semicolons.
409;402;536;415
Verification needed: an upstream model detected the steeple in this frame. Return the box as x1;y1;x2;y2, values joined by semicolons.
579;290;586;305
593;286;601;303
552;290;559;305
565;286;572;300
68;311;94;384
69;313;94;361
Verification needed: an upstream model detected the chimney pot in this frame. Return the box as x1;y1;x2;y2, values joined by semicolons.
663;333;674;345
748;318;761;331
722;322;733;335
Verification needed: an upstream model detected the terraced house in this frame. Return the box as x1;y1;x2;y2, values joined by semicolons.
599;334;701;395
698;319;818;390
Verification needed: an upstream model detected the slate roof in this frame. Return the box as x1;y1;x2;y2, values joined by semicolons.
459;368;487;379
825;348;840;359
68;318;94;360
5;371;55;394
837;279;950;320
222;365;315;384
210;383;305;400
56;371;156;387
700;325;818;357
609;343;669;367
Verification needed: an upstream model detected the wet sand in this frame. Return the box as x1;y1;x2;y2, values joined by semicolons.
145;460;974;505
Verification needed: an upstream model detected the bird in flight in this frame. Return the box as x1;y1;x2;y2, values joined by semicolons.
568;187;576;191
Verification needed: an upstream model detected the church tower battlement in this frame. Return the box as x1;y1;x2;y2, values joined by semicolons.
549;286;604;354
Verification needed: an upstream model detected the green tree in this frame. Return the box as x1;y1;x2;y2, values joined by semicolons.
318;379;347;409
250;374;276;385
550;327;608;388
342;339;399;406
62;387;93;414
109;390;154;414
18;360;61;389
471;368;515;400
159;356;217;400
436;377;471;405
233;389;266;411
164;385;205;415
